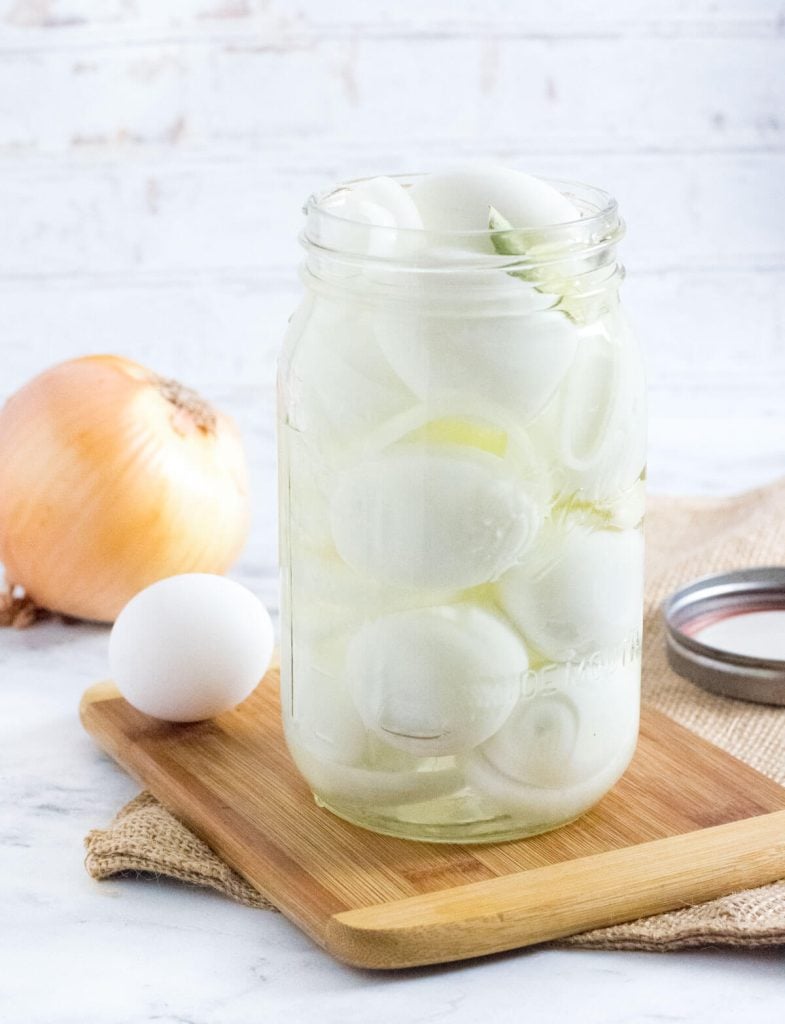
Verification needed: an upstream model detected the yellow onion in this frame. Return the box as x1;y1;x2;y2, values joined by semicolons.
0;355;250;622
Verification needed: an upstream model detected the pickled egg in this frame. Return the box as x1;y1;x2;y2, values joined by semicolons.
346;604;527;756
330;444;543;589
471;658;640;791
479;692;580;789
497;520;643;662
376;307;578;422
409;164;579;237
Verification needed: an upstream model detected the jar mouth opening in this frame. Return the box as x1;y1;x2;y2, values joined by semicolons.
301;173;623;270
307;173;614;232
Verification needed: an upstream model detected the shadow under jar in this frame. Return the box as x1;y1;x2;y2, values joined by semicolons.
277;174;646;843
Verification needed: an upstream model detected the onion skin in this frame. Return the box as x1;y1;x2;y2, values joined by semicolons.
0;355;251;622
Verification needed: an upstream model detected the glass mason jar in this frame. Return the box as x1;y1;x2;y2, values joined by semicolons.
277;175;645;843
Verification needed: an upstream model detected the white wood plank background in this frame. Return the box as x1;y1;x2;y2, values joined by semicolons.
1;0;783;589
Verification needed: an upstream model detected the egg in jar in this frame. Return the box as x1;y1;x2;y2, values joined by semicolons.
329;443;544;590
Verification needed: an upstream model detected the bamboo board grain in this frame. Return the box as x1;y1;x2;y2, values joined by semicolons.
81;670;785;969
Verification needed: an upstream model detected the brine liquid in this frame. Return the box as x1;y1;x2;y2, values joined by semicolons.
278;283;645;843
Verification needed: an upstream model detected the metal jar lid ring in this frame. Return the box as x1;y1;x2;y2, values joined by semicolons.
663;567;785;706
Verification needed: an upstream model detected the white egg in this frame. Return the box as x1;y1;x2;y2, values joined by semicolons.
109;574;274;722
480;692;580;789
289;742;465;808
287;294;417;451
347;604;527;756
376;306;578;423
330;444;543;589
471;657;640;791
282;631;467;806
497;520;644;662
409;164;579;237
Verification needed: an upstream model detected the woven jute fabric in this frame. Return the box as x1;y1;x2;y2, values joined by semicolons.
85;480;785;950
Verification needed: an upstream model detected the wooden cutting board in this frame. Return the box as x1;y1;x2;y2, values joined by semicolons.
81;669;785;969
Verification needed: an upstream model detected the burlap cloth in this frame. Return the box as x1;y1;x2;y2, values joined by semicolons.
85;481;785;951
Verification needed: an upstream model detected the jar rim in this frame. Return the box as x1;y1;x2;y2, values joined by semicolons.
301;173;623;273
304;172;619;238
